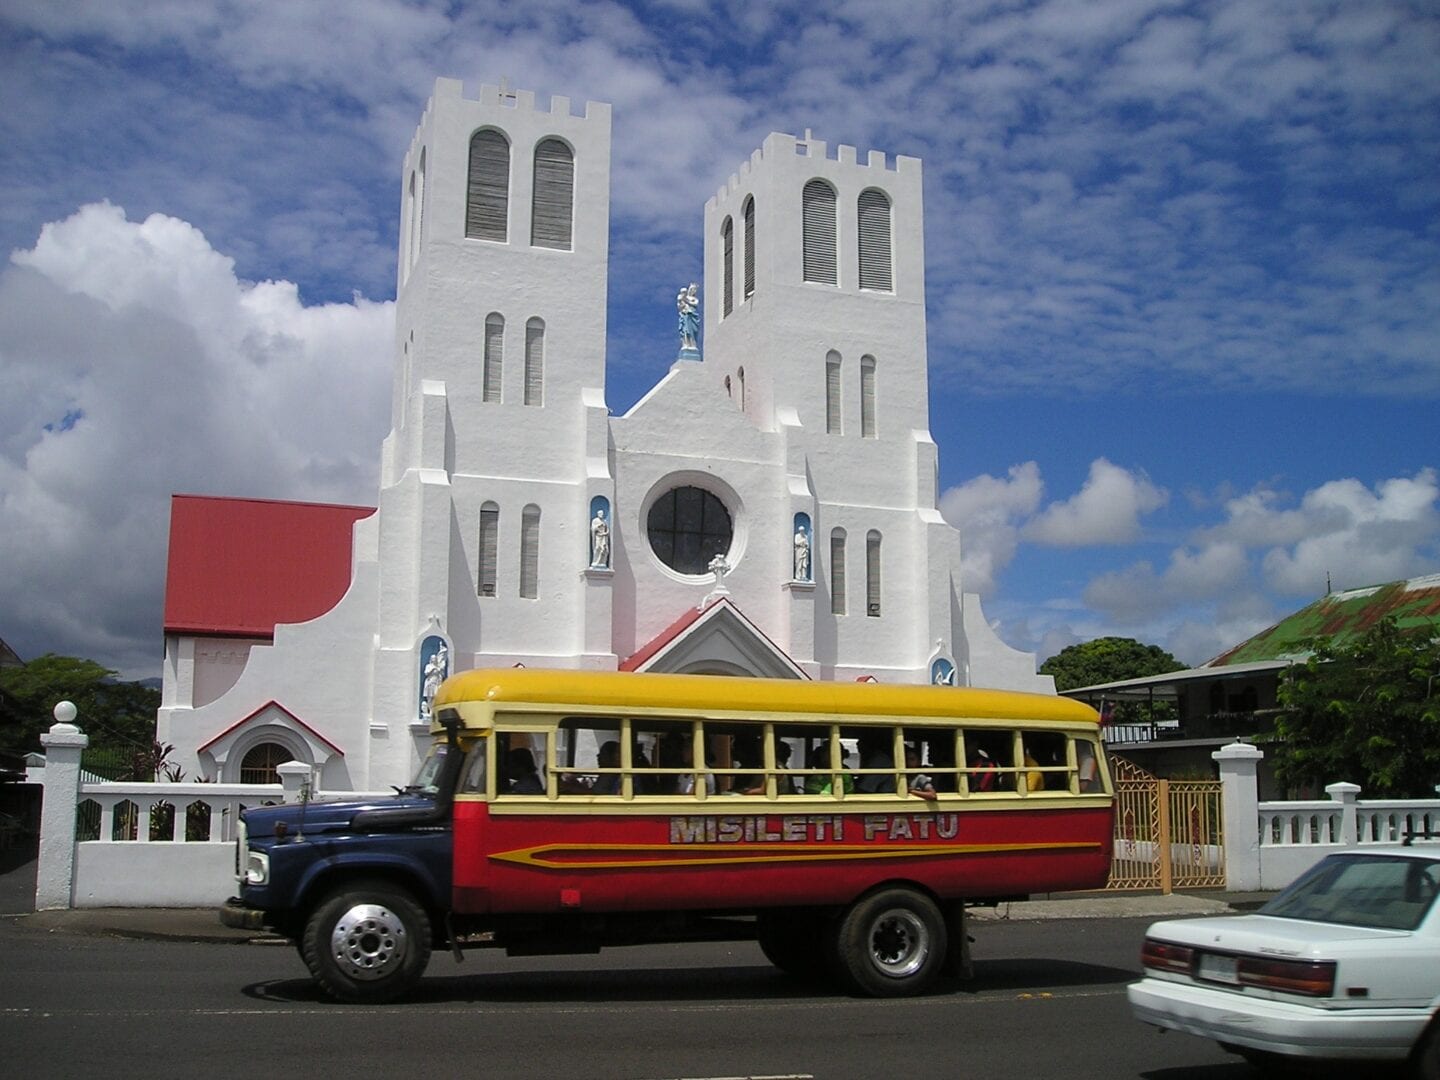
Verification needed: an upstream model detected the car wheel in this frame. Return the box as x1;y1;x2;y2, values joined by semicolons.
757;909;829;979
302;881;432;1004
831;887;947;997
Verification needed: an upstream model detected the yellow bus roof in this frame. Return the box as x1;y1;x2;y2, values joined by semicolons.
433;668;1099;725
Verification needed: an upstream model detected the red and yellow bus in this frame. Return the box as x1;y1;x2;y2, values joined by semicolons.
225;668;1113;1002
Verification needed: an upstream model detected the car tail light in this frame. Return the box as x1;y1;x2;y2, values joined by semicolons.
1141;938;1195;975
1237;957;1336;997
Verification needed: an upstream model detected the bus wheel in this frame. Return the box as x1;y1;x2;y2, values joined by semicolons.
832;887;947;997
757;910;829;979
302;881;432;1004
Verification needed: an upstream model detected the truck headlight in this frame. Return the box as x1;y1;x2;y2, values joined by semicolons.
243;850;269;886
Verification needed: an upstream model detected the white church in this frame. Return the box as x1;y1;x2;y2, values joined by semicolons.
156;77;1053;794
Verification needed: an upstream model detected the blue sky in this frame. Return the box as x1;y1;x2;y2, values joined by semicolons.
1;0;1437;680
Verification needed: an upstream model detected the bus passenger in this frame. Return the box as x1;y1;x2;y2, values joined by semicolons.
905;745;937;801
504;748;544;794
1077;741;1101;793
968;747;998;792
855;731;894;793
593;741;621;794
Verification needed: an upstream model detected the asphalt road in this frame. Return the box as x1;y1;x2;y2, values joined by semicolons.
0;911;1277;1080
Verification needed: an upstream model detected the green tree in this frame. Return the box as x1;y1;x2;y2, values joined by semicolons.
0;654;160;775
1040;637;1184;692
1274;618;1440;798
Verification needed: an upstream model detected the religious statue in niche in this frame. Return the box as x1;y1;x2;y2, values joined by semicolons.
590;502;611;569
931;658;956;686
419;638;449;719
676;282;700;357
792;517;812;581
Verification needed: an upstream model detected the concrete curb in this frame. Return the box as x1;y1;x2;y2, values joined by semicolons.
7;892;1265;943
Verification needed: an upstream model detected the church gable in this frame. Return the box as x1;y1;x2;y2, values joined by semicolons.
622;598;808;679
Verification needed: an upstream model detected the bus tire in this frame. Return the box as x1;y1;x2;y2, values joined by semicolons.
831;887;947;997
302;881;432;1004
757;910;829;979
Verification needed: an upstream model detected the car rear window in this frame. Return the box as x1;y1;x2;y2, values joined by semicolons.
1261;854;1440;931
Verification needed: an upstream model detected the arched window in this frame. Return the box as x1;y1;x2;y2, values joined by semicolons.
466;129;510;242
866;530;882;617
524;317;544;406
406;171;417;276
825;351;842;434
483;312;504;403
240;742;291;785
738;366;746;412
531;138;575;250
830;528;847;615
520;504;541;599
802;179;838;285
742;196;756;299
857;188;893;291
860;354;877;438
721;216;734;317
479;502;500;597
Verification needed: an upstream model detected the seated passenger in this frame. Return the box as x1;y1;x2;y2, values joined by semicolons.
968;747;998;792
593;740;621;794
504;747;544;794
854;731;895;793
905;745;937;801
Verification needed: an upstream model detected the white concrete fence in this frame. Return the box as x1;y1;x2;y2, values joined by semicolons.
25;708;1440;909
33;703;386;909
1212;741;1440;891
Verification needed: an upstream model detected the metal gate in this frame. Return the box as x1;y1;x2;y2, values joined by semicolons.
1107;756;1224;892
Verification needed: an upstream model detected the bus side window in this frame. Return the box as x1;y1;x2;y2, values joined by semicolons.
907;730;958;793
774;729;806;795
459;740;489;795
1024;732;1068;791
497;733;547;795
965;730;1012;792
555;717;620;794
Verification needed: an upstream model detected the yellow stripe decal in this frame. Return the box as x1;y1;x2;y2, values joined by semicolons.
488;840;1101;870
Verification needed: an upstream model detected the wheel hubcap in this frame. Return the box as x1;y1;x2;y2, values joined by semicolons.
869;908;929;978
330;903;408;981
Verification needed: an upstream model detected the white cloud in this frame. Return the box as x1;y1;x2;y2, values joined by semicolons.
1024;458;1168;546
0;203;392;676
1259;470;1440;595
938;462;1043;595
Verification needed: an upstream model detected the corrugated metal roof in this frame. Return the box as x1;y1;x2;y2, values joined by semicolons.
1208;573;1440;666
162;494;374;637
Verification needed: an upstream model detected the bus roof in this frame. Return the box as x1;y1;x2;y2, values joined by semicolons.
433;668;1099;725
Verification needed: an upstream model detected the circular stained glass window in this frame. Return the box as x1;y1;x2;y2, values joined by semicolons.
647;486;733;575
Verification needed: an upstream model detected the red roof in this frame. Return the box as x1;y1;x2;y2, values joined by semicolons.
163;494;375;637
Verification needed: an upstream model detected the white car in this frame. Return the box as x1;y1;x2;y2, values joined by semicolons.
1128;847;1440;1076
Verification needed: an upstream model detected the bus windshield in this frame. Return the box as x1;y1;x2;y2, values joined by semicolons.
407;744;451;795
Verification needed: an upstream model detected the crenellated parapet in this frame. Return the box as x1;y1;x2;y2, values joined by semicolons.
706;130;919;210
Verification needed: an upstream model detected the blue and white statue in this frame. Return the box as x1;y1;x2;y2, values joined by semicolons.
676;282;700;359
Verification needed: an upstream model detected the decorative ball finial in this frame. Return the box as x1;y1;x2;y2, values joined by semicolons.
53;700;77;725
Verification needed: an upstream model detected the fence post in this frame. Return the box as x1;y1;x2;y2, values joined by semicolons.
1213;741;1264;892
1326;782;1361;843
276;760;313;803
36;702;89;911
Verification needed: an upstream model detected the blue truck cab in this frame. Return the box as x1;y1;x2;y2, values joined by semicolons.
221;719;467;1002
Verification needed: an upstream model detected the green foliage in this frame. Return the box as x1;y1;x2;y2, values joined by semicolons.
1040;637;1184;692
1275;618;1440;797
0;654;160;765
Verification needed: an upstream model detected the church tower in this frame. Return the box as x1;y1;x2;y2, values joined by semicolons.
698;133;956;681
368;79;618;780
